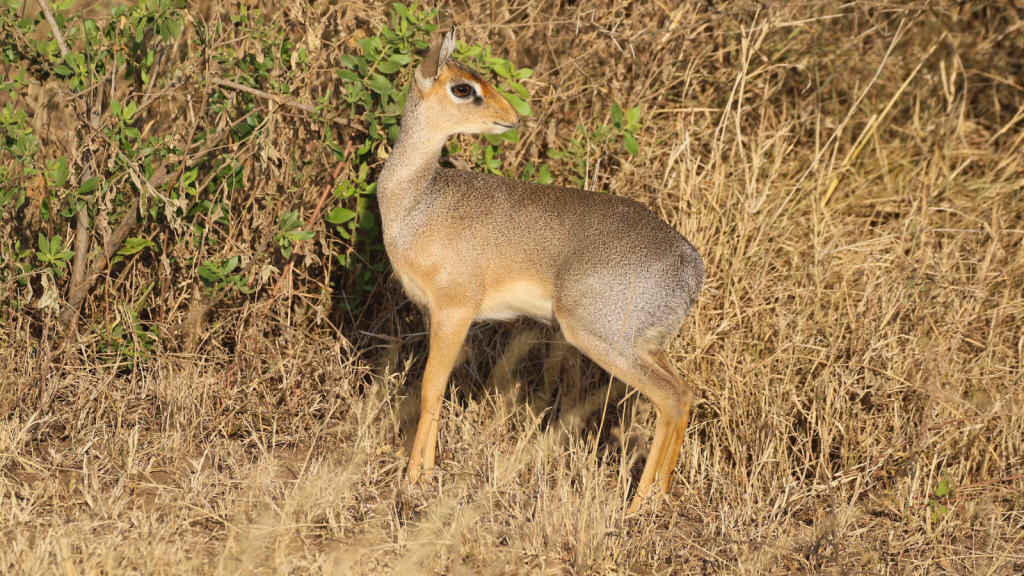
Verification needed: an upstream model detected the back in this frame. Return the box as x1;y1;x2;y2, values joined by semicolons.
428;168;700;271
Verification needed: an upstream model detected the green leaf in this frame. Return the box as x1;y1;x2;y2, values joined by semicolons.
166;17;182;40
357;38;379;60
514;68;533;79
623;132;639;156
500;129;519;143
491;61;511;79
626;105;642;127
79;176;100;194
110;99;122;118
335;70;360;83
509;81;529;99
48;158;69;187
502;93;531;117
359;210;375;229
54;64;72;76
197;266;218;283
339;54;362;69
117;237;155;256
610;102;623;126
377;60;402;74
365;73;393;94
326;207;356;224
37;233;48;253
536;163;553;185
49;235;62;254
332;181;355;199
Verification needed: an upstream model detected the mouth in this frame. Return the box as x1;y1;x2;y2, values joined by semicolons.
494;122;519;130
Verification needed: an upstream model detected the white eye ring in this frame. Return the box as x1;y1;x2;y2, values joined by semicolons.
447;81;482;103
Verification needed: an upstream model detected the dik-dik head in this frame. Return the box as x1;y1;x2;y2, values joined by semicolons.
413;28;521;137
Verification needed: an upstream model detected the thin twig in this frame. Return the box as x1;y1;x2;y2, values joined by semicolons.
209;77;366;132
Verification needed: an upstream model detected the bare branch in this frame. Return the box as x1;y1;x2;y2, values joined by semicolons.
36;0;97;331
35;0;69;57
209;77;366;132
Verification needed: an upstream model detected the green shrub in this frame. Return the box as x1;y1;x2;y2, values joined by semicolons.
0;0;533;362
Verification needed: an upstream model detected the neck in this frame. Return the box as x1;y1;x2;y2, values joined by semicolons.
378;90;449;227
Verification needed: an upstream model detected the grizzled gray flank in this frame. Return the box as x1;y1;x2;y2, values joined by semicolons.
376;26;704;513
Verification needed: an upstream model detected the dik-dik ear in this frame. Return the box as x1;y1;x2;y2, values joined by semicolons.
415;27;457;91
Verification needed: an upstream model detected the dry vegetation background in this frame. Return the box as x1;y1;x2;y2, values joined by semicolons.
2;0;1024;573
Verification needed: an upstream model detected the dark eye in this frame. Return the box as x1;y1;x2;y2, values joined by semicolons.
451;84;474;98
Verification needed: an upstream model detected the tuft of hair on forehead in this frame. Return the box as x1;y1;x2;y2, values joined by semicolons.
442;60;487;84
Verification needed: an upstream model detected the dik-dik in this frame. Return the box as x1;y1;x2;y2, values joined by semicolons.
377;28;704;512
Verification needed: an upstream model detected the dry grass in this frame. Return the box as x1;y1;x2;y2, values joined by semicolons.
3;0;1024;574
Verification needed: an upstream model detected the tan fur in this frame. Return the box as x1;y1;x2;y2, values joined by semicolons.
478;280;554;322
377;28;705;513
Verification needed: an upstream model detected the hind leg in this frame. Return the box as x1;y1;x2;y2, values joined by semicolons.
651;349;692;495
557;317;693;513
620;350;692;513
